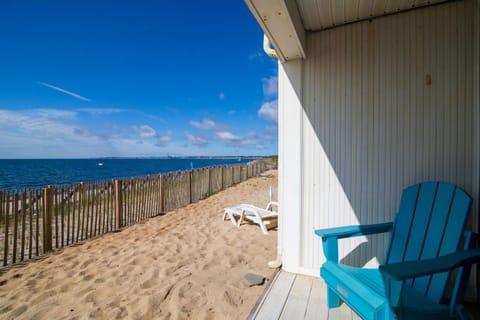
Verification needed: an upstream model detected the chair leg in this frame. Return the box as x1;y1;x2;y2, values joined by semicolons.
223;210;239;227
327;288;341;308
237;211;245;227
259;221;269;234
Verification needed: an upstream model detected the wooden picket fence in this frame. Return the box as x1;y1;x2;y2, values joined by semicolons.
0;160;268;267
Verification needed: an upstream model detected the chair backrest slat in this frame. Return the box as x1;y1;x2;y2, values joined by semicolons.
385;182;472;304
412;183;455;295
428;189;471;302
385;184;420;264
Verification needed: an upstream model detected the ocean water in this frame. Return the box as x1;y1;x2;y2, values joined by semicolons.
0;158;259;190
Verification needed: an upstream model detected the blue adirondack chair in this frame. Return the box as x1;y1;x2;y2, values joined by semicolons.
315;181;480;320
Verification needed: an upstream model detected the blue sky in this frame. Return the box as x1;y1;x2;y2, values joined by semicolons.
0;1;278;158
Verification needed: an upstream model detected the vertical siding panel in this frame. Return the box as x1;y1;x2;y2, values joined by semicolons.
447;6;458;185
303;1;477;275
415;9;425;182
313;34;320;268
351;24;363;265
302;32;314;269
360;22;371;264
424;7;435;180
406;11;416;194
457;2;467;192
465;1;474;200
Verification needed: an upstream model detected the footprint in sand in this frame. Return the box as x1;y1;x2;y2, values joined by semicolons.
9;304;28;318
31;289;57;304
83;273;95;281
223;290;240;307
140;269;159;289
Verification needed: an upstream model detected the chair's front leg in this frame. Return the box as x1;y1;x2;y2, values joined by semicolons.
322;237;341;308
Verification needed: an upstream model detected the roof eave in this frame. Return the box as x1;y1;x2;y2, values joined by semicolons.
244;0;306;62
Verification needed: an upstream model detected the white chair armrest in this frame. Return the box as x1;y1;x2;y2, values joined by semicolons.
266;201;279;211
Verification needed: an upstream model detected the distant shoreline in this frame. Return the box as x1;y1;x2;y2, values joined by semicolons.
0;156;274;160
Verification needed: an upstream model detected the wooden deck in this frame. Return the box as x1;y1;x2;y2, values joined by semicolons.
250;271;480;320
249;271;361;320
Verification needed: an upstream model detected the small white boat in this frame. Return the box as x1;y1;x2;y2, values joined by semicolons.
97;162;104;166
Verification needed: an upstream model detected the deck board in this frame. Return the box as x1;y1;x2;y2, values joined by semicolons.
250;271;358;320
250;271;478;320
252;271;296;320
304;277;329;320
280;275;312;319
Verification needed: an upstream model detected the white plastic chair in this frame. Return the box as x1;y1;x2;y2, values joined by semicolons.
223;202;278;234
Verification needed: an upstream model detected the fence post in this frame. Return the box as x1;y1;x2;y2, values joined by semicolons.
0;191;2;224
43;186;53;253
221;167;224;190
159;175;164;213
208;168;212;195
2;192;7;266
189;170;193;204
114;180;123;230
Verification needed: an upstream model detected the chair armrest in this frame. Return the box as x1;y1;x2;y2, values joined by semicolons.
266;201;278;211
314;222;393;240
380;249;480;281
314;222;393;262
380;249;480;308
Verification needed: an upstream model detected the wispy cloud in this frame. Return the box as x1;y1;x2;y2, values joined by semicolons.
156;133;173;147
0;109;115;157
132;125;157;138
78;108;124;115
30;108;77;119
262;76;278;97
185;132;208;146
264;125;277;134
219;92;225;100
189;118;217;130
247;130;257;138
38;82;91;101
258;100;278;123
131;125;173;147
249;51;264;61
73;127;114;140
216;131;242;144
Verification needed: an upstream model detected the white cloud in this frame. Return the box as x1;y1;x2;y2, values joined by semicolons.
30;108;78;119
216;131;242;143
189;118;216;130
260;134;275;144
0;109;115;158
247;130;257;138
38;82;91;102
0;109;75;136
185;132;208;146
132;125;157;138
256;144;266;150
265;125;278;134
241;139;256;146
78;108;124;115
155;130;173;147
262;76;278;97
249;51;263;61
258;100;278;123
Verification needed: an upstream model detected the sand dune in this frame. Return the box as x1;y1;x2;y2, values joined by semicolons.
0;171;278;320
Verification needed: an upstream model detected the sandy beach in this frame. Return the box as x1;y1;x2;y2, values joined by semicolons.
0;171;278;320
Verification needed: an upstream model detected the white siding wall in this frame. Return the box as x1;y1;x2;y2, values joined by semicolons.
279;0;479;277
